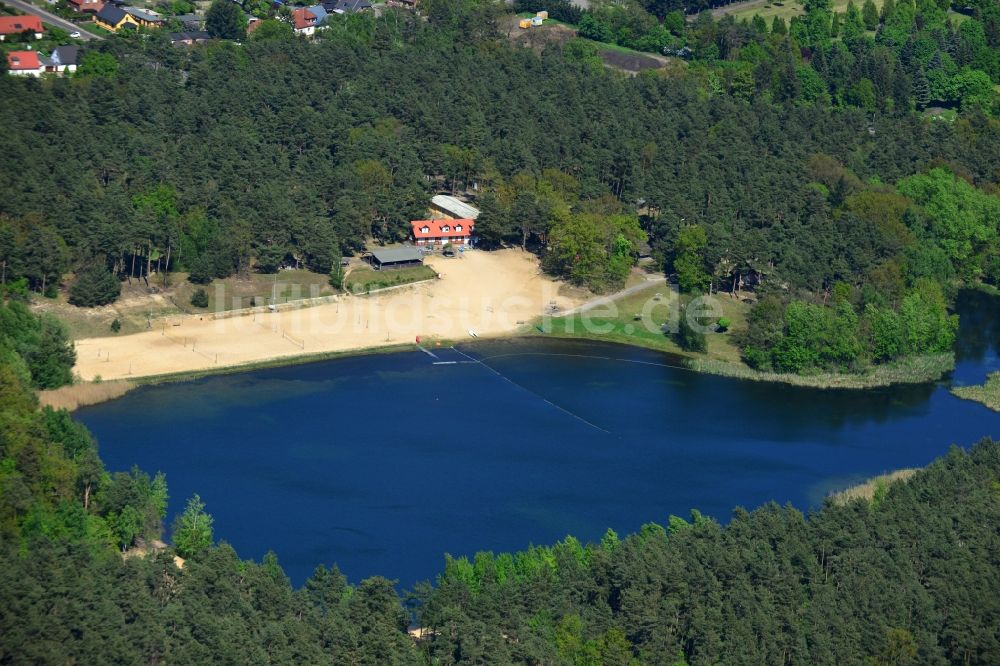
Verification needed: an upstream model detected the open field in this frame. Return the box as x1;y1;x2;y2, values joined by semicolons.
951;371;1000;412
72;250;587;381
720;0;884;22
719;0;967;26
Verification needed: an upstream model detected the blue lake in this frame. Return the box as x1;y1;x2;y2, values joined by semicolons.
77;291;1000;587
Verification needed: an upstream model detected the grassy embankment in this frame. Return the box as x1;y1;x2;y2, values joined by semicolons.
951;371;1000;412
540;280;954;389
828;468;919;505
344;265;438;294
36;269;341;339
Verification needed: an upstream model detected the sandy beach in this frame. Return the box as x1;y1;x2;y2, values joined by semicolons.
73;249;584;381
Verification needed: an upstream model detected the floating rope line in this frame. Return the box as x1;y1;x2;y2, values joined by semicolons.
451;347;612;435
474;351;698;374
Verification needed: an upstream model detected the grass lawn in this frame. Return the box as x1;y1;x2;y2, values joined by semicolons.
175;269;339;314
344;265;438;294
541;281;750;364
579;37;649;57
727;0;885;23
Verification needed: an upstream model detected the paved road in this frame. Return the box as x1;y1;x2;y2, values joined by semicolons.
4;0;102;40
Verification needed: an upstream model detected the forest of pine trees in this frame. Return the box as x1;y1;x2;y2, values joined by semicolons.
0;307;998;663
2;0;997;376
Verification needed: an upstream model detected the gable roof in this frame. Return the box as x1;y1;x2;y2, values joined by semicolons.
370;248;424;264
411;219;474;240
52;45;79;66
431;195;481;219
291;7;317;29
6;50;41;70
168;30;210;43
307;4;327;23
124;6;163;22
174;13;202;28
0;15;44;35
95;4;128;25
330;0;370;12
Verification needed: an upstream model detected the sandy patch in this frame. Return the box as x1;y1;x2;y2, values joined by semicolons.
73;249;584;381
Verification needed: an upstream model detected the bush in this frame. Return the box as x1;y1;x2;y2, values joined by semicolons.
190;288;209;308
69;262;121;307
329;264;345;291
110;318;121;333
717;317;731;332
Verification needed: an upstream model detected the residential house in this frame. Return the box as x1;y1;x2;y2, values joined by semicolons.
124;7;165;28
0;15;44;41
6;50;43;76
44;46;80;73
411;219;475;247
174;13;203;30
331;0;371;12
168;30;210;45
307;5;327;26
67;0;104;13
291;7;318;35
94;4;138;31
321;0;370;13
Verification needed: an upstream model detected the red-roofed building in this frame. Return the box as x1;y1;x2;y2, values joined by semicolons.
411;219;475;247
291;8;318;35
6;50;43;76
67;0;104;13
0;15;44;41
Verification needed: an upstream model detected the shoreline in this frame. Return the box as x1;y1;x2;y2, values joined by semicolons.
54;258;986;409
950;371;1000;412
524;329;955;390
52;329;956;411
827;468;921;505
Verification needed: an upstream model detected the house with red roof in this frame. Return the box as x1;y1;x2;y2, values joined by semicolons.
291;8;318;35
6;50;43;76
67;0;104;13
411;219;475;247
0;15;44;41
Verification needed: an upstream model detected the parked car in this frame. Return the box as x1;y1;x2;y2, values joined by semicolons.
70;31;81;38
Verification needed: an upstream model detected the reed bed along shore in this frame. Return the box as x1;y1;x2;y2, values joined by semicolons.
38;380;136;411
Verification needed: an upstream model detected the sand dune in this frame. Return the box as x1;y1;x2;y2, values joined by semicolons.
73;249;583;381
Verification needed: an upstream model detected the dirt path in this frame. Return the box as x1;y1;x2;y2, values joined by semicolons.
73;250;586;381
556;273;669;318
